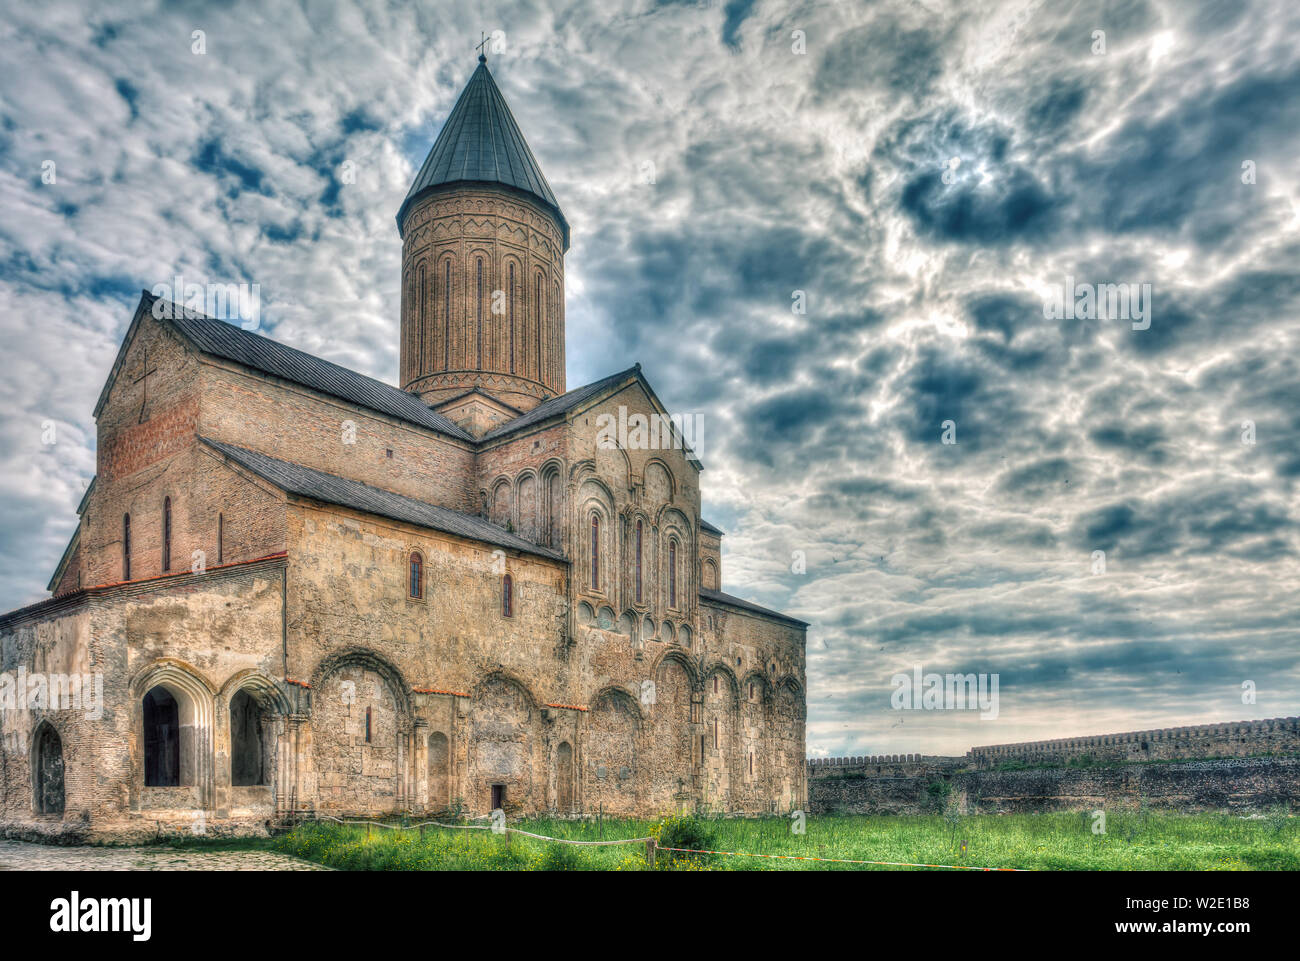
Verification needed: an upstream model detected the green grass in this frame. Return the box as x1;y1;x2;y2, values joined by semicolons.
164;810;1300;871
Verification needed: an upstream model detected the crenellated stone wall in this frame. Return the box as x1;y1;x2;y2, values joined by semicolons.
807;717;1300;815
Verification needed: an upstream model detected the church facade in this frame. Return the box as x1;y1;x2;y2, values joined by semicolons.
0;56;807;841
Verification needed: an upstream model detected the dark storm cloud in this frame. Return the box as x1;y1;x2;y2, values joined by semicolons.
0;0;1297;758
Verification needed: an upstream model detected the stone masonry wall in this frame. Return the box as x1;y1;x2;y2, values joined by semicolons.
808;717;1300;815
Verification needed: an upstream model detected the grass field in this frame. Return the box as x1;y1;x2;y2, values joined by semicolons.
209;810;1300;870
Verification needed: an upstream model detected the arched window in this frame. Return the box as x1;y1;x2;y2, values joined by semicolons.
590;514;600;590
668;539;678;608
508;262;516;374
502;574;513;617
417;261;427;374
443;258;451;369
122;513;131;580
162;496;172;572
476;257;484;369
634;520;643;604
32;723;65;815
535;274;544;378
409;552;423;599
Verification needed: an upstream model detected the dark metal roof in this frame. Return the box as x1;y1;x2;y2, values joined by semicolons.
398;57;567;244
480;364;640;441
201;437;564;561
700;587;809;628
148;292;473;442
700;519;724;536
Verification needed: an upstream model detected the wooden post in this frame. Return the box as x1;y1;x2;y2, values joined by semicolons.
645;838;657;869
366;822;372;840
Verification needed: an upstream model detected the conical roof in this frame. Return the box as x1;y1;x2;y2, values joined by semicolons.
397;56;568;247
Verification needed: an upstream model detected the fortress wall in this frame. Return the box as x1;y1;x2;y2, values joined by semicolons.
807;718;1300;815
965;716;1300;769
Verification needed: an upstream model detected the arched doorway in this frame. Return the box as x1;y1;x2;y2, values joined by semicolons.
230;689;265;786
428;731;450;811
32;723;65;815
143;686;182;786
556;741;573;813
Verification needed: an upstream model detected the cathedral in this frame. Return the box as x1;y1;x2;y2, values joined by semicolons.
0;55;807;841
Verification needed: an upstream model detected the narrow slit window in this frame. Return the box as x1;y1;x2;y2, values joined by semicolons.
162;496;172;572
535;274;543;378
590;514;600;590
217;513;224;565
634;520;643;604
508;263;516;374
417;261;426;372
365;706;372;743
476;258;484;368
502;574;513;617
443;259;451;368
668;540;677;608
122;513;131;580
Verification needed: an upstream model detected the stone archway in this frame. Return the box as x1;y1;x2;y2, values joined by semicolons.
584;690;639;815
467;674;541;815
312;658;407;815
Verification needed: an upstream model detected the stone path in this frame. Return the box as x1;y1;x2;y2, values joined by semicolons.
0;840;330;870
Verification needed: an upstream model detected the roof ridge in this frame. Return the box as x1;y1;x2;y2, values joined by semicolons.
199;436;564;561
143;292;474;442
480;364;643;441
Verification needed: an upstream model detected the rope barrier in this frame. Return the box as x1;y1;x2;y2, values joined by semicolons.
283;813;1031;867
293;813;650;846
655;847;1029;873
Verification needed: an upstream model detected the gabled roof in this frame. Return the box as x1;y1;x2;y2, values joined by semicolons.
700;587;809;628
200;437;563;561
481;365;639;441
398;56;568;247
46;525;80;594
131;292;473;442
700;519;724;536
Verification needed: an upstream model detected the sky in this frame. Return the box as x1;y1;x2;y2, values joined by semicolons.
1;0;1298;757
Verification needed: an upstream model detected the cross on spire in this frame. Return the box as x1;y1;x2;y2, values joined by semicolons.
475;32;489;63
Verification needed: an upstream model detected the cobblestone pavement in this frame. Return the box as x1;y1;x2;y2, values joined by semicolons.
0;840;331;870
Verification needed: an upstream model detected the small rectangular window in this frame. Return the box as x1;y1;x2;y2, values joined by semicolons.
365;706;372;743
